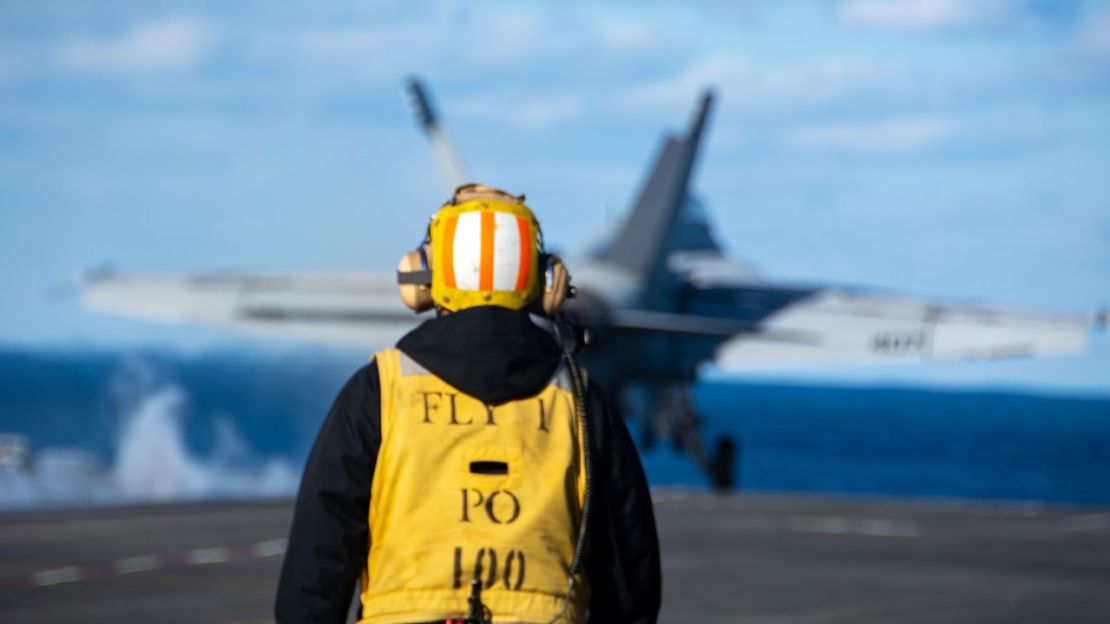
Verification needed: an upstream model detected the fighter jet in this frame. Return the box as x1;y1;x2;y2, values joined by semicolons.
84;79;1101;486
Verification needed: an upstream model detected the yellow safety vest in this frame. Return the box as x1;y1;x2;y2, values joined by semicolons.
359;349;589;624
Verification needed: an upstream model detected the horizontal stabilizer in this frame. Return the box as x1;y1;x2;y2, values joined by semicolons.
714;290;1093;370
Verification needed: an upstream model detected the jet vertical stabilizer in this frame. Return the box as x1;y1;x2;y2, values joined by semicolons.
595;91;715;307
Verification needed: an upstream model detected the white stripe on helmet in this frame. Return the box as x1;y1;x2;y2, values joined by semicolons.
452;212;482;290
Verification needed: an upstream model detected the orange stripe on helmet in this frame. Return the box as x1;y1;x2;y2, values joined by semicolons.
479;210;495;291
442;214;458;289
515;216;532;292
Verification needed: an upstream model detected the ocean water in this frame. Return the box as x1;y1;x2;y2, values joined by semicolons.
1;348;1108;509
651;384;1110;504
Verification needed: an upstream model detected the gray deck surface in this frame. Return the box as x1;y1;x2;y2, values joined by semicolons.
1;492;1108;623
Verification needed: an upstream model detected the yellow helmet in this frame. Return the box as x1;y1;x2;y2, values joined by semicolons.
396;184;571;315
428;184;542;312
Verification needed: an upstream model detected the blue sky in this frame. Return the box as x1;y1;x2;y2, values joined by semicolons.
1;0;1108;393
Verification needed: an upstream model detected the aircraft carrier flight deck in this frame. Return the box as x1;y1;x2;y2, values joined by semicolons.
1;492;1108;624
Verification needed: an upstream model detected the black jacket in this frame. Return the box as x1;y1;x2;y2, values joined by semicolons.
275;306;661;623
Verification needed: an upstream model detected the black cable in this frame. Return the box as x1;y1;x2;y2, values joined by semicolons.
564;349;592;577
544;314;593;623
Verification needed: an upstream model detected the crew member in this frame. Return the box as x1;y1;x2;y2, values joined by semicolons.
275;185;660;623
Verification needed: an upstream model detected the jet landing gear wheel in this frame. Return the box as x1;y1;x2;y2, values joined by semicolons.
708;436;739;492
663;385;741;492
628;383;741;491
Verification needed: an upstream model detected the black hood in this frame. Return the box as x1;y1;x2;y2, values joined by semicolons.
395;306;563;405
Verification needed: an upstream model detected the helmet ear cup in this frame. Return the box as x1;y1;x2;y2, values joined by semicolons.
540;255;570;317
397;248;433;313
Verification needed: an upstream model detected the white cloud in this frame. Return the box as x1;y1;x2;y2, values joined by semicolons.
289;22;446;81
779;110;1052;155
784;115;963;154
594;19;660;53
450;91;587;129
618;54;908;115
282;6;670;84
53;16;214;75
1078;12;1110;60
618;56;744;111
291;27;400;68
838;0;1022;31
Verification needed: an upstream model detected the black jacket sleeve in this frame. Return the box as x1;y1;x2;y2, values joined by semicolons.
275;361;382;624
585;383;662;624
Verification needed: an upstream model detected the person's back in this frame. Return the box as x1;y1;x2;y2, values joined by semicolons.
275;185;660;623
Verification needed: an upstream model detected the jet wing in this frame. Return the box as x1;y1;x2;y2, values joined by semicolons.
712;288;1095;370
83;269;422;348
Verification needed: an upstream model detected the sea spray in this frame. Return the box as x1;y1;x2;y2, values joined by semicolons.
0;355;300;509
110;372;300;502
113;386;209;500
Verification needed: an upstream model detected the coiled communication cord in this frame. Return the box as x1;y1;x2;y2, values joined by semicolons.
543;315;593;624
